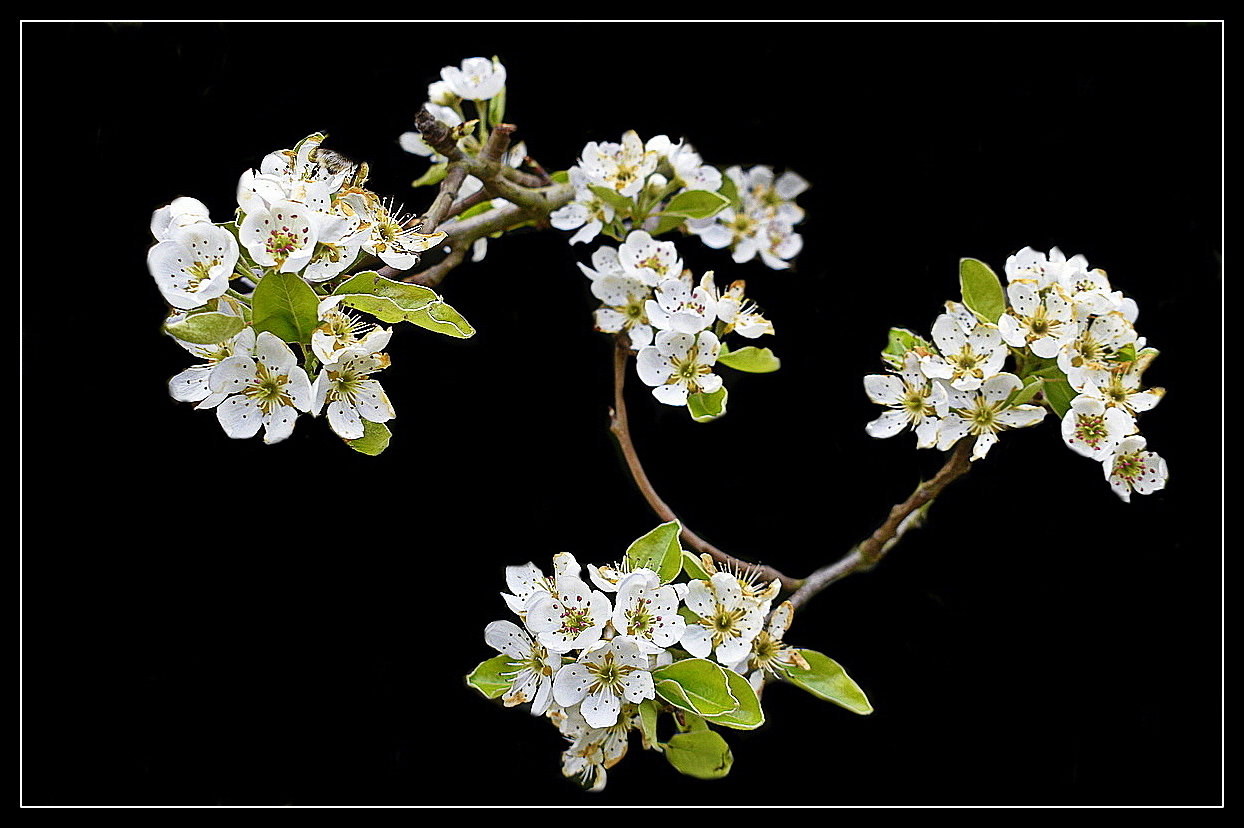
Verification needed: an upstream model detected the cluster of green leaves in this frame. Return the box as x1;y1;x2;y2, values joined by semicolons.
466;521;872;784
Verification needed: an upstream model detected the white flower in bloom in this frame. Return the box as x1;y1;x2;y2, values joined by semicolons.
556;704;637;792
617;229;683;287
500;553;583;617
754;218;804;270
483;620;561;715
646;272;719;335
206;331;313;444
1004;246;1090;290
578;130;659;199
525;574;612;654
311;297;393;366
611;568;687;655
585;268;655;350
310;346;396;440
553;637;655;729
147;222;239;310
935;372;1046;460
1055;264;1122;317
716;280;774;338
1056;310;1140;377
681;571;765;665
1061;394;1136;461
998;283;1078;359
237;199;322;274
1069;352;1166;418
921;309;1007;391
729;600;810;693
150;196;211;241
635;329;723;406
344;194;447;271
167;298;256;408
1103;435;1168;502
864;350;948;449
645;134;722;192
440;56;507;101
550;167;616;246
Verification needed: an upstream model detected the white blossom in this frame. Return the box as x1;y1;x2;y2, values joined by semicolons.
310;346;396;441
611;568;687;655
440;56;507;101
920;308;1007;391
147;221;238;310
646;271;719;335
577;130;659;199
998;282;1078;359
484;619;561;716
1061;394;1136;460
934;372;1046;460
635;329;723;406
715;280;774;338
552;637;655;729
681;571;765;666
864;350;948;449
525;574;612;654
205;331;314;444
1103;435;1168;502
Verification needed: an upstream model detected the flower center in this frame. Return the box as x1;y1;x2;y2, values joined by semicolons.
1113;451;1146;481
244;361;292;413
1073;413;1109;447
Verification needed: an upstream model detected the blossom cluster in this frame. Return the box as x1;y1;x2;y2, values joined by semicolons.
552;129;807;271
474;535;816;791
577;228;777;418
865;246;1168;501
149;133;454;448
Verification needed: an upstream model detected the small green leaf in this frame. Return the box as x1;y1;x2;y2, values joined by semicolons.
782;649;873;715
411;162;448;188
681;550;711;580
343;420;391;456
1042;377;1077;419
881;327;933;370
662;729;733;780
588;184;636;216
716;170;741;210
687;386;728;423
465;654;514;699
251;270;321;345
716;345;780;373
653;658;739;719
334;271;475;338
959;257;1007;324
661;189;730;220
624;520;684;584
1007;376;1046;408
637;699;662;751
710;669;765;731
163;311;245;345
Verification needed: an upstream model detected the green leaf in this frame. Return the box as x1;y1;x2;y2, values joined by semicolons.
716;170;741;210
662;729;733;780
881;327;933;370
959;257;1007;324
661;189;730;220
411;162;448;188
251;270;321;345
710;669;765;731
588;184;635;216
681;551;711;580
687;386;728;423
334;271;475;339
163;311;245;345
342;420;391;456
782;649;873;715
465;654;514;699
624;520;684;584
637;699;662;751
1007;376;1046;408
1042;377;1077;419
716;345;780;373
653;658;739;719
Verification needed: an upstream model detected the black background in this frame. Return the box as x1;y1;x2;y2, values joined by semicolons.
22;21;1222;807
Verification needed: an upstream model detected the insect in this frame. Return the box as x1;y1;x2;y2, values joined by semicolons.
311;147;369;189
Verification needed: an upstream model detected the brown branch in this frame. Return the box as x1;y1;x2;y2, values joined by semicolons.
785;436;976;611
607;335;803;593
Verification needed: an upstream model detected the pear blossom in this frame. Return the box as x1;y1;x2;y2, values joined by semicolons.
681;571;765;666
1103;435;1169;502
484;619;562;715
310;346;396;441
311;296;393;366
617;230;684;287
635;329;723;406
716;280;774;338
646;272;719;335
147;221;239;310
556;704;637;792
550;167;616;246
1004;245;1091;290
645;134;722;192
552;637;655;729
1056;309;1140;377
150;196;211;241
587;271;655;349
344;194;446;270
500;553;584;617
578;130;659;199
1069;352;1166;418
205;331;314;444
729;600;810;693
1061;394;1136;460
920;309;1007;391
237;199;322;274
934;372;1046;460
440;56;507;101
610;568;687;655
998;282;1078;358
166;298;256;408
864;350;948;449
525;574;612;654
